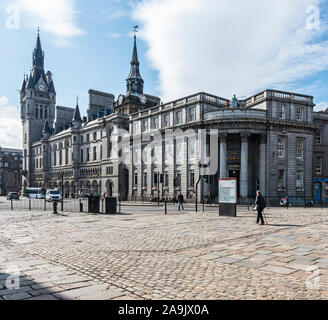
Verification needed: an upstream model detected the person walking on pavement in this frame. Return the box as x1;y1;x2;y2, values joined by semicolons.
254;190;266;225
178;193;184;211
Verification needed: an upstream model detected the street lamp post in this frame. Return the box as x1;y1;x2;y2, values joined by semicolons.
61;173;64;211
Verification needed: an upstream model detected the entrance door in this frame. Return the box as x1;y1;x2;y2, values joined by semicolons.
229;170;240;198
313;182;322;204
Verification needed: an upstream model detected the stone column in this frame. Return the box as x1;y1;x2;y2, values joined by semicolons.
259;134;266;196
219;133;227;178
240;133;249;198
181;136;188;197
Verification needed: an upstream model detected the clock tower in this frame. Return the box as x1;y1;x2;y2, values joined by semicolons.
115;32;161;115
20;30;56;187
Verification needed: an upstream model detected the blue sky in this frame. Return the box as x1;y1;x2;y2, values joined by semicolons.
1;0;328;148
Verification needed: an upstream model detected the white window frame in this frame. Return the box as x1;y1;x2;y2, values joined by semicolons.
316;157;323;176
296;138;305;160
296;106;304;121
175;110;182;125
296;171;304;191
277;136;286;158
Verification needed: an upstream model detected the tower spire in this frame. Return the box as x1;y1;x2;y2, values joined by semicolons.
33;28;44;70
126;26;144;95
73;96;82;123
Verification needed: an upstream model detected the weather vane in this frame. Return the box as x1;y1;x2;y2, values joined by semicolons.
133;25;139;36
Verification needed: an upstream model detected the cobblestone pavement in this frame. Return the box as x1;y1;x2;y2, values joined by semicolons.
0;205;328;300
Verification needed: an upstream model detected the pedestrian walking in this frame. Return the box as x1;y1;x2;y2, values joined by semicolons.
254;190;267;225
178;193;184;211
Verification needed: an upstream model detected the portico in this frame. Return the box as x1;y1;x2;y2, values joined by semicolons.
219;132;267;200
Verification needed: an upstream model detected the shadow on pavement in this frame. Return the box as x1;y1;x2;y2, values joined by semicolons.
266;224;303;228
0;272;59;300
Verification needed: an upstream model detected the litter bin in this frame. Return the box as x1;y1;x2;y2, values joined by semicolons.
88;196;100;213
105;197;117;214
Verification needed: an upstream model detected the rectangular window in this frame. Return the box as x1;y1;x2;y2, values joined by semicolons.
134;172;138;186
162;113;170;128
277;105;286;119
277;136;286;158
296;138;305;159
93;147;97;161
133;122;138;134
175;170;181;187
151;116;159;129
93;132;97;141
153;172;159;185
296;171;304;191
175;111;182;125
142;119;148;133
40;107;43;119
188;107;196;122
316;157;323;176
277;170;286;189
189;169;195;187
316;131;323;145
81;136;84;144
87;134;90;143
87;148;90;162
296;107;304;121
53;149;56;166
81;150;84;163
165;172;169;187
188;138;196;158
143;172;147;187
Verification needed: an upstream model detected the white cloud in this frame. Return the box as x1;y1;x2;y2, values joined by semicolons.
15;0;84;40
108;32;121;39
315;101;328;111
107;9;130;20
133;0;328;101
0;97;22;149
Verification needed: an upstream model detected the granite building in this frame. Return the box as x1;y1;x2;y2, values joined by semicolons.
20;32;328;204
0;147;23;196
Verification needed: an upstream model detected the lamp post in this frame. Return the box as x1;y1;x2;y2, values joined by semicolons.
157;171;160;207
61;173;64;211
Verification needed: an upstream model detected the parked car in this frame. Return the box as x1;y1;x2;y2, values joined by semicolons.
46;190;62;202
280;196;314;207
7;192;19;200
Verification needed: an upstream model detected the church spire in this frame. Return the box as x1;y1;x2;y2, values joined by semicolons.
33;28;44;70
21;74;26;92
73;96;82;123
126;26;144;95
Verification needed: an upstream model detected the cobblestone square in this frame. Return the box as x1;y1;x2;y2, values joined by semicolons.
0;204;328;300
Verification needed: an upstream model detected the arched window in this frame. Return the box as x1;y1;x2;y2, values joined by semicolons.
35;107;39;118
40;106;43;119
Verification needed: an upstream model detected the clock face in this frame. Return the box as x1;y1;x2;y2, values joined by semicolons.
139;95;147;104
38;84;46;92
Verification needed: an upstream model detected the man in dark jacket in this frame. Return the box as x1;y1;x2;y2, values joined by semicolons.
178;193;184;211
255;190;266;225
